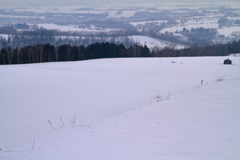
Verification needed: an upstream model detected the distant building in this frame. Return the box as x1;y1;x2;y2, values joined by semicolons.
223;59;232;65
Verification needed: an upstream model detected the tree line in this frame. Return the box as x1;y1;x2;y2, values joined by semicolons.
153;40;239;57
0;39;239;65
0;42;150;65
0;27;137;49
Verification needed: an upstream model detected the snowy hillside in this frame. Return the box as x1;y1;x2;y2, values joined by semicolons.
0;56;240;160
130;35;187;50
159;19;219;34
37;23;119;32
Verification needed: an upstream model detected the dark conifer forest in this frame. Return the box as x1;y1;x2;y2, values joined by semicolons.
0;40;239;65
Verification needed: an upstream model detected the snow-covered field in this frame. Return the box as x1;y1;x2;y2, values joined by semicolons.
130;20;168;27
130;35;187;50
37;24;119;32
108;10;136;18
159;19;219;34
218;27;240;37
159;18;240;38
0;34;8;39
0;56;240;160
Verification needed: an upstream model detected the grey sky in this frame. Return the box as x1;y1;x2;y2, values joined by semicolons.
2;0;233;7
2;0;157;6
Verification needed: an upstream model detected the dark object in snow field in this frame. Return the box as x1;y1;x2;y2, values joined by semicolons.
223;59;232;65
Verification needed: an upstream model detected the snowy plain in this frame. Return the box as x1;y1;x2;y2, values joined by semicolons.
0;56;240;160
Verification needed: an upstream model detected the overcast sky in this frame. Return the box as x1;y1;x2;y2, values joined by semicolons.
2;0;159;6
2;0;234;7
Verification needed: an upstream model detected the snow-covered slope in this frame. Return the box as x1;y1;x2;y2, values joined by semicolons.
130;35;187;50
37;23;118;32
0;56;240;160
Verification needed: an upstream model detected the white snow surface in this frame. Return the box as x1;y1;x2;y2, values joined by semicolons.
0;56;240;160
0;34;9;39
159;19;219;34
108;10;136;18
37;23;117;32
130;20;168;27
218;27;240;37
130;35;187;50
